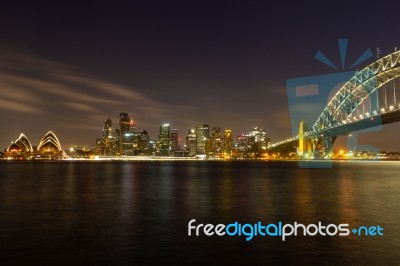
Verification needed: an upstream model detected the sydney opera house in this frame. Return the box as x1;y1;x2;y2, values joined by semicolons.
1;131;65;160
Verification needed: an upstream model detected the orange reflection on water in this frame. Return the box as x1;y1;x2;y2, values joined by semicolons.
293;170;315;222
337;172;358;226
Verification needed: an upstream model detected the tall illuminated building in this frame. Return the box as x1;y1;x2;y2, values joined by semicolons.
236;134;249;158
249;127;270;152
223;129;233;157
137;130;150;155
148;140;156;155
102;117;117;155
119;112;134;155
115;128;120;155
196;124;209;155
170;129;179;151
205;138;211;155
212;127;222;157
158;123;171;156
186;129;196;156
102;117;112;139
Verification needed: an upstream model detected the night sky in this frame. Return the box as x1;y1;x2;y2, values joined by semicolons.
1;1;400;151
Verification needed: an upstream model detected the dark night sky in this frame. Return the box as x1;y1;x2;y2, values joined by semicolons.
1;1;400;151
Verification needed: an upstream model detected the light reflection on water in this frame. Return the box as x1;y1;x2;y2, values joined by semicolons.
0;161;399;265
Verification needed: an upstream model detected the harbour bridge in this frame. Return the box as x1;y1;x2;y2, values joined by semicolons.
268;49;400;158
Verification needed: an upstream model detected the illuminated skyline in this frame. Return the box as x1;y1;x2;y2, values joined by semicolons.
1;2;400;150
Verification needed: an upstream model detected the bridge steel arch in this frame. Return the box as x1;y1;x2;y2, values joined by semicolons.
313;50;400;131
269;50;400;159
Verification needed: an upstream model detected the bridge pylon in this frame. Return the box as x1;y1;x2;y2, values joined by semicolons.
298;121;313;158
298;120;337;159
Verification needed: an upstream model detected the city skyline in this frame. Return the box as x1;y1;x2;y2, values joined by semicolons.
0;114;269;149
3;112;398;160
1;111;273;160
1;2;400;150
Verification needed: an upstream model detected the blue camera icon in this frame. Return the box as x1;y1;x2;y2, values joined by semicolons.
285;40;382;168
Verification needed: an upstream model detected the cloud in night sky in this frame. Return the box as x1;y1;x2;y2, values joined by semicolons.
0;49;194;148
0;47;285;149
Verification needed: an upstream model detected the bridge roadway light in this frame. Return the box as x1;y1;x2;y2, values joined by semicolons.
381;108;385;113
390;105;394;110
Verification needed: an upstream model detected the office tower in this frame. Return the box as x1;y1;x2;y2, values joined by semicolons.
148;140;157;155
102;117;113;139
249;127;270;152
196;124;209;155
137;130;150;155
223;129;233;157
119;112;134;155
186;129;197;156
170;129;179;151
237;134;250;158
212;127;222;156
114;128;120;155
100;117;117;155
159;123;171;156
205;138;212;155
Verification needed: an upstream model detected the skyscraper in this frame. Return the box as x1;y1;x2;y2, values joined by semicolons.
148;140;157;155
236;134;250;158
170;129;179;151
114;128;120;155
223;129;233;158
212;127;222;157
96;117;117;155
103;117;113;140
137;130;150;155
102;117;117;155
158;123;171;156
196;124;209;155
186;129;196;156
119;112;134;155
249;127;270;152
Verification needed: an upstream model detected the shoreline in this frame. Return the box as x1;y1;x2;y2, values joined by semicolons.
1;157;400;162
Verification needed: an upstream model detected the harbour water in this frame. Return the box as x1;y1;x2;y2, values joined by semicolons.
0;161;399;265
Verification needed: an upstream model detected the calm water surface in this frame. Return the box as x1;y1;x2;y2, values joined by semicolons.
0;161;399;265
